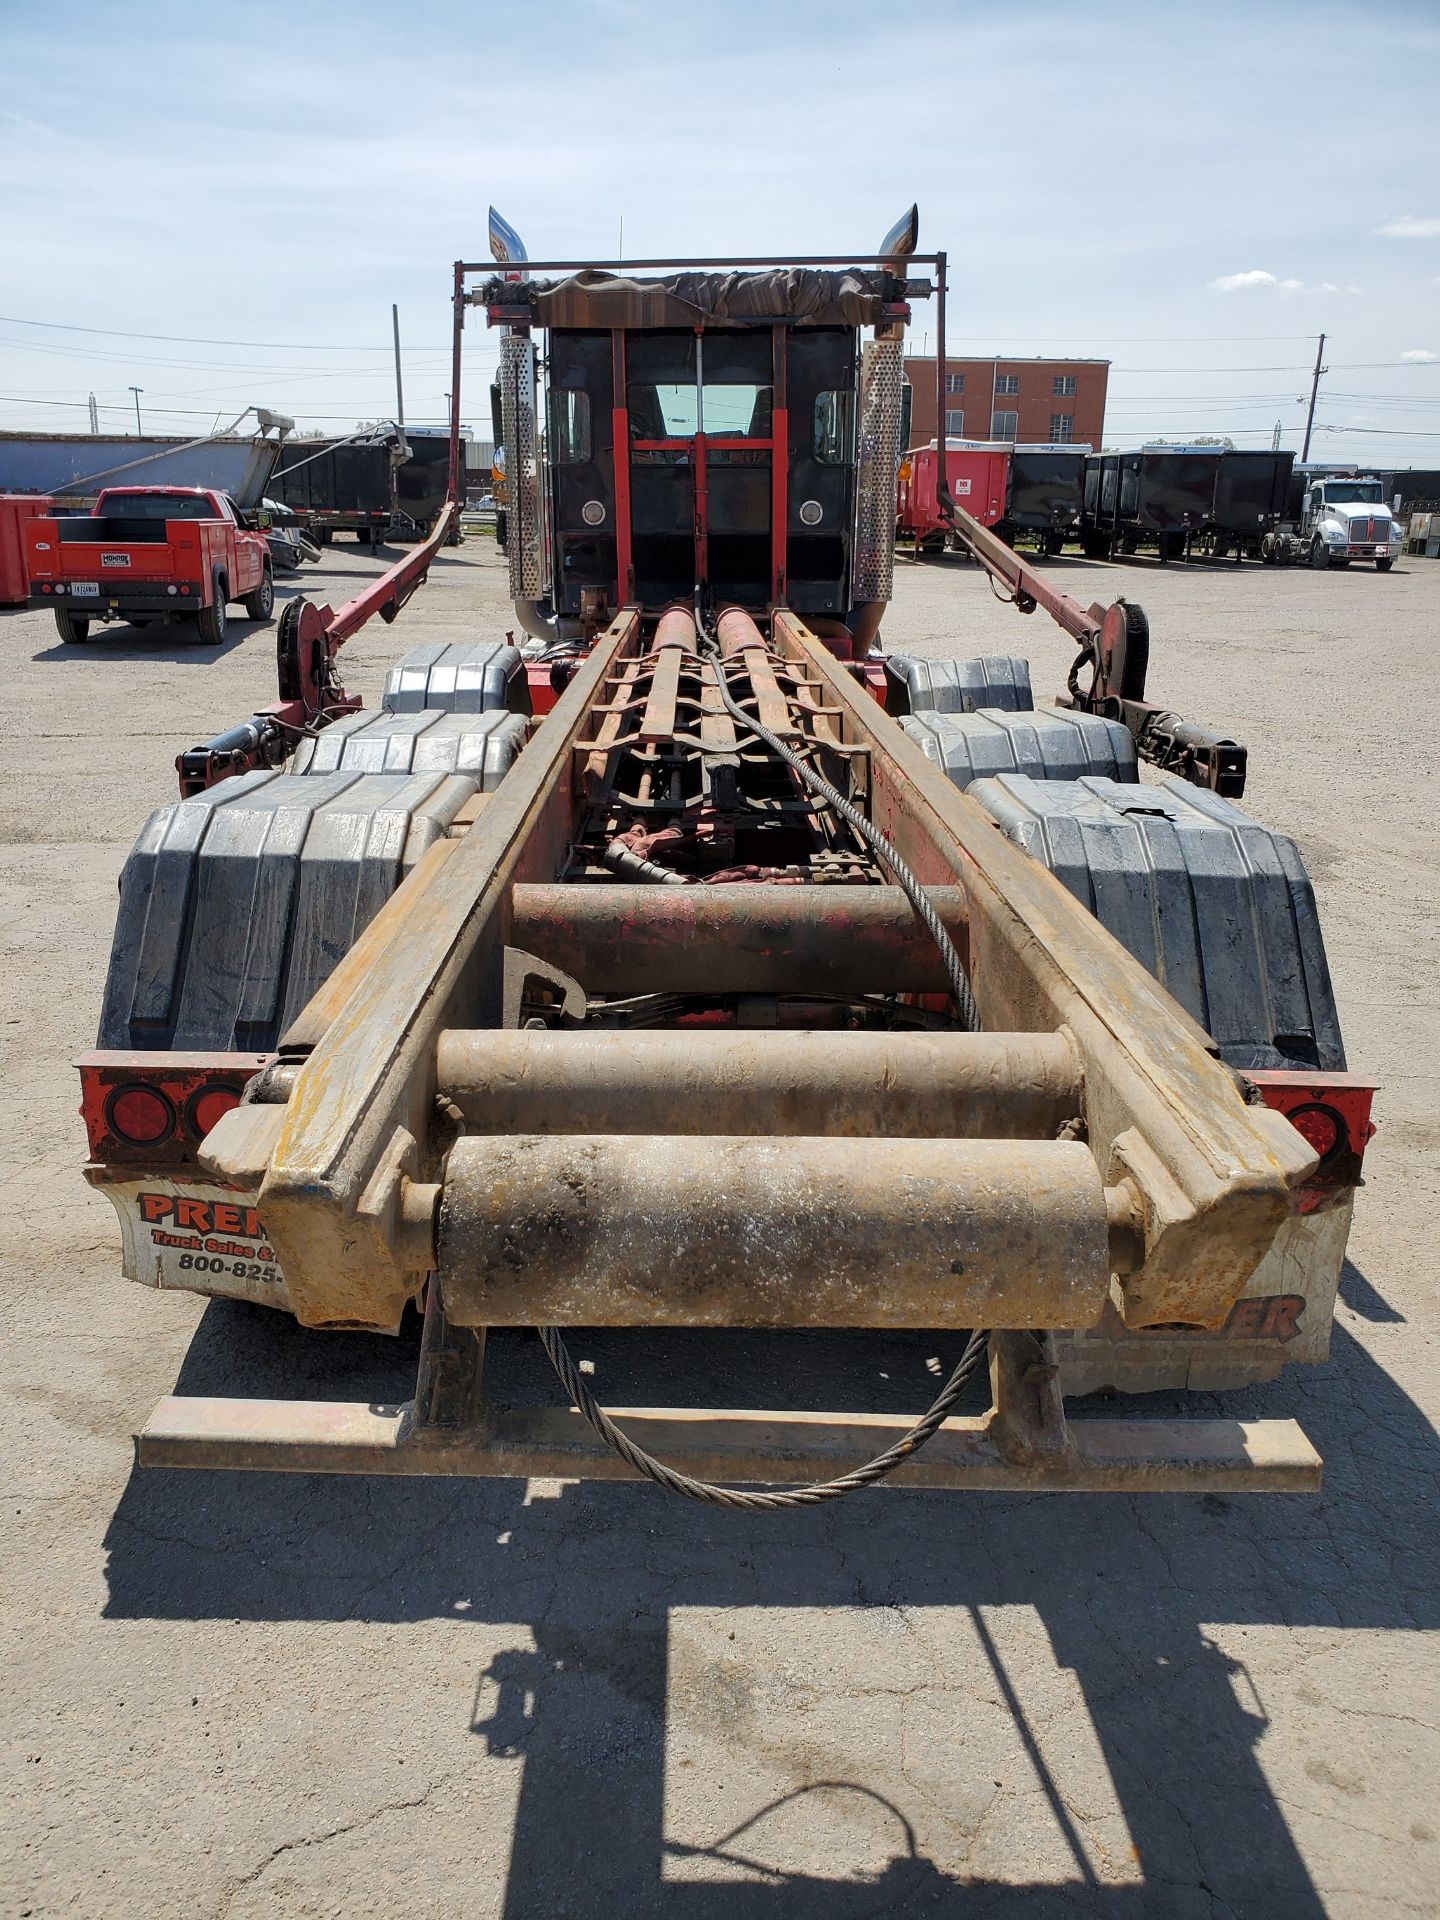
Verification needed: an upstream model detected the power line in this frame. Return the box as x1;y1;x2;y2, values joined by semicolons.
943;333;1318;343
0;394;450;424
1318;424;1440;438
0;313;459;352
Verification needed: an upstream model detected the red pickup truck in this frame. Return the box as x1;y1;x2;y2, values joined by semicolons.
24;486;274;645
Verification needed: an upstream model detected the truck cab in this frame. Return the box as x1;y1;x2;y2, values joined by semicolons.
488;270;902;653
1296;476;1402;570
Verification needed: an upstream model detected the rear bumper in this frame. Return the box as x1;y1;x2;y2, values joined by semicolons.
135;1392;1323;1492
30;583;204;617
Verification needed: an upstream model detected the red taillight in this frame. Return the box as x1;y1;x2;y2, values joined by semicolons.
1247;1071;1378;1213
187;1084;241;1138
105;1083;176;1145
1287;1102;1342;1162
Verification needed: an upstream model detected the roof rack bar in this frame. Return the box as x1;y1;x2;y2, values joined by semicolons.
456;254;941;275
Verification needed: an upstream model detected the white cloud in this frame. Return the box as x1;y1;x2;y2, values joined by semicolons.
1210;269;1278;292
1211;269;1343;296
1376;215;1440;239
1401;349;1438;363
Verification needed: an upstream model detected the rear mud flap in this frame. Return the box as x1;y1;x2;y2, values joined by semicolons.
85;1167;293;1314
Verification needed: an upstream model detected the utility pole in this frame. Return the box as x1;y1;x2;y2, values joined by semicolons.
618;213;624;261
391;304;405;425
88;392;99;434
1300;333;1325;463
1272;419;1281;451
128;386;143;434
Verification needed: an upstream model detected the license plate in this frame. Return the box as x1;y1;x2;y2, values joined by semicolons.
71;582;100;597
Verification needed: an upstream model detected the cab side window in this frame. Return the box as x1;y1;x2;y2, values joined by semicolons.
550;389;592;465
813;391;854;466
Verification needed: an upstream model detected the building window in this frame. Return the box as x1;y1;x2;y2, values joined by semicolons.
992;410;1018;440
944;372;966;394
1049;414;1074;442
944;409;965;437
994;373;1020;396
1052;375;1078;397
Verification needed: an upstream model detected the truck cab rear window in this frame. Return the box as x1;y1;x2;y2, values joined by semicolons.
628;384;772;439
102;495;224;521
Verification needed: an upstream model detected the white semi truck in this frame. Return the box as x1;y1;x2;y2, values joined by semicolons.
1263;473;1403;571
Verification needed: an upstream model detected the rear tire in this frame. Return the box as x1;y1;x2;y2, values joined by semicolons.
194;592;227;645
242;568;274;620
54;609;90;643
1376;557;1394;573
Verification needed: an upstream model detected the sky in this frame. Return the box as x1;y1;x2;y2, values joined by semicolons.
1;0;1437;463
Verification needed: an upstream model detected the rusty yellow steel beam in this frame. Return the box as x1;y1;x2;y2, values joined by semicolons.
238;610;643;1331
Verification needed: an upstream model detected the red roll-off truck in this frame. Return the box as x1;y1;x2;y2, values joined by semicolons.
23;485;274;645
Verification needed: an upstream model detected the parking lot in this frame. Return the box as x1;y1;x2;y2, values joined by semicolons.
3;537;1437;1918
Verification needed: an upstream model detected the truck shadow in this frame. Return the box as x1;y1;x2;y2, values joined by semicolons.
29;615;273;665
102;1291;1436;1916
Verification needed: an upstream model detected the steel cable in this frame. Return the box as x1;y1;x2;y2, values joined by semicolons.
537;625;989;1506
538;1324;990;1510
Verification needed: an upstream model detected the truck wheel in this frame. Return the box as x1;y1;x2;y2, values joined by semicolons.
242;568;275;620
194;593;227;645
1376;557;1394;573
54;609;91;643
1309;537;1330;570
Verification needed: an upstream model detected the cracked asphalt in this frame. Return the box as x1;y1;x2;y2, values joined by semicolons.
2;537;1436;1918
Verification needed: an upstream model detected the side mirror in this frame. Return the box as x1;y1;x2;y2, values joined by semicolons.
253;508;272;530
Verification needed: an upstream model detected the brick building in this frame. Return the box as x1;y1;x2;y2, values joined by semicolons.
904;356;1109;449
